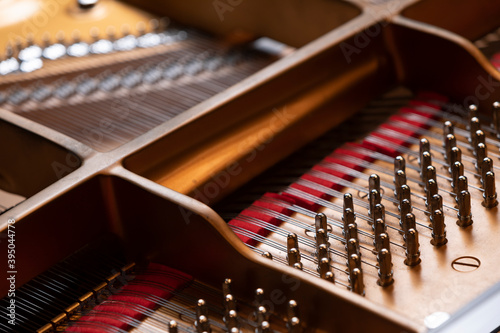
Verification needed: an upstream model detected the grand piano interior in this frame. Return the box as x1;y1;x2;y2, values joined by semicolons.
1;0;500;332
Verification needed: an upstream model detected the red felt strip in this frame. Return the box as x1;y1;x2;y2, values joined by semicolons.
229;193;295;245
66;263;192;332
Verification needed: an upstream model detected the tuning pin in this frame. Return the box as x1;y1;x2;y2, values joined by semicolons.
318;257;334;282
260;320;271;333
121;24;131;38
287;233;298;250
430;194;443;217
431;210;447;246
404;228;421;266
287;248;302;270
158;16;170;32
424;166;437;193
373;218;387;236
4;43;14;59
401;213;416;236
41;33;66;60
56;31;66;45
344;223;358;243
224;296;239;331
451;161;464;193
368;189;381;221
469;104;478;119
394;170;407;201
287;300;299;323
287;300;302;333
195;299;211;333
447;147;460;174
483;171;498;208
342;205;356;232
399;199;412;229
136;21;147;36
342;206;356;232
316;228;328;247
343;193;354;210
481;157;494;183
377;248;394;287
481;157;497;207
346;238;360;258
225;310;239;332
287;316;302;333
147;18;159;32
256;308;269;331
349;268;365;295
369;174;381;194
287;233;302;270
492;102;500;137
455;176;468;201
223;278;232;297
443;121;454;139
457;190;473;227
342;193;358;240
374;232;390;253
255;288;264;307
420;151;432;183
224;294;238;330
444;134;456;166
315;213;328;234
168;320;178;333
89;27;100;42
419;138;430;166
262;252;273;260
476;143;487;174
317;243;330;261
373;203;385;224
426;179;438;207
346;251;361;280
470;117;480;148
106;26;117;42
394;155;406;173
474;130;486;155
224;293;237;312
314;213;328;245
14;37;23;57
399;184;412;207
196;298;209;318
26;33;35;48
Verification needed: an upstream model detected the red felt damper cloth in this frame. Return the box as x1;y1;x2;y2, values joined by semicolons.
66;263;192;332
229;193;296;246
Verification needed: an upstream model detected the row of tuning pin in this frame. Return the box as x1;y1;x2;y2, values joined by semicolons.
374;103;500;264
246;102;500;298
171;279;302;333
257;102;500;294
261;192;392;295
1;48;239;106
0;18;184;75
441;104;498;214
